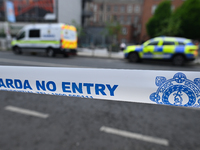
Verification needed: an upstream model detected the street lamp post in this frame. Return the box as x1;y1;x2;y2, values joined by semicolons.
4;0;12;50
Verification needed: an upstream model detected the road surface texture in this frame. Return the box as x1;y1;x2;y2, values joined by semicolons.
0;51;200;150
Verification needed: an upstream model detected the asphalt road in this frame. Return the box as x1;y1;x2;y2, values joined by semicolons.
0;51;200;150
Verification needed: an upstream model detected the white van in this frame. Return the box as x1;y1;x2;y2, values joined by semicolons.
11;23;77;57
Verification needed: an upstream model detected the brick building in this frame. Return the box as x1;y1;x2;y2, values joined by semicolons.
84;0;143;44
140;0;185;42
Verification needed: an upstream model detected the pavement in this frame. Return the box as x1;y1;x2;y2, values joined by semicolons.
77;48;124;59
77;48;200;65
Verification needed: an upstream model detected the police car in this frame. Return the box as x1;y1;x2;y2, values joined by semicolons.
123;37;198;66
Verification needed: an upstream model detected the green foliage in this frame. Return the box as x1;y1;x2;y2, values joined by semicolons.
146;0;172;38
0;28;5;38
105;21;122;45
105;21;122;37
71;20;85;37
146;17;159;38
162;6;183;36
146;0;200;39
154;0;171;19
176;0;200;39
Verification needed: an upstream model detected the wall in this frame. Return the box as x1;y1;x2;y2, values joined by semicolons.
58;0;82;25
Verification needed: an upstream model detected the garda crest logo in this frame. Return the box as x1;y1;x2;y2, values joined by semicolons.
150;72;200;107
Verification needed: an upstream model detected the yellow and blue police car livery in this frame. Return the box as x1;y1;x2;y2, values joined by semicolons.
124;37;198;65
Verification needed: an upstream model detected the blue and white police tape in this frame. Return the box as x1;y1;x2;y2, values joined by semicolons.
0;66;200;108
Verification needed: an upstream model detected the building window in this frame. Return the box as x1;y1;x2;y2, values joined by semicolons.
127;16;132;24
122;27;127;35
85;2;90;10
99;14;103;22
107;15;111;21
151;5;157;14
114;6;118;12
120;6;125;13
107;5;111;12
120;16;124;24
127;5;132;13
93;14;96;22
113;15;117;21
134;16;139;25
93;4;97;12
134;5;140;13
100;4;104;11
18;6;21;12
90;3;93;8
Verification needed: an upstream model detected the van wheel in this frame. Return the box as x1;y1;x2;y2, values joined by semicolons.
129;52;140;62
63;53;69;57
13;47;22;54
172;55;185;66
47;49;55;57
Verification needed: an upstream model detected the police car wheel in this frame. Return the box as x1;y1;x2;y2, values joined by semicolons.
14;47;22;55
172;55;185;66
129;52;140;62
47;49;55;57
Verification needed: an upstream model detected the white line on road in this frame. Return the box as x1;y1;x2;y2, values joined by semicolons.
100;126;169;146
5;106;49;119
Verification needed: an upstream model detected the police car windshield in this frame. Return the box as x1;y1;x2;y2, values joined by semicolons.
147;41;159;46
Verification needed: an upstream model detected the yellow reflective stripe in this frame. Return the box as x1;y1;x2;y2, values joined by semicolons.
153;37;162;41
153;52;163;55
158;40;162;46
185;46;198;54
62;25;76;31
139;52;143;58
162;46;175;53
144;46;154;52
126;46;136;53
62;41;77;49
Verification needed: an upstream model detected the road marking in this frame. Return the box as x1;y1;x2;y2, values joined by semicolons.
100;126;169;146
0;58;83;68
5;106;49;119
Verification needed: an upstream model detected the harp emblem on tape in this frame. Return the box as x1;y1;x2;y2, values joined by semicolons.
150;72;200;107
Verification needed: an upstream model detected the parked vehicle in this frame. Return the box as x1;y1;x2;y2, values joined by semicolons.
123;36;198;66
11;23;77;57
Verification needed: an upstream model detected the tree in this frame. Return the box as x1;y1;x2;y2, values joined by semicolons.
174;0;200;39
146;0;172;38
146;0;200;39
105;21;122;45
161;6;183;36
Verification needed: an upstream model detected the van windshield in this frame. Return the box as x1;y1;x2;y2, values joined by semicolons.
63;29;76;41
16;30;25;40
